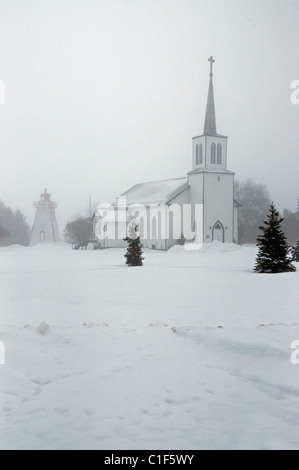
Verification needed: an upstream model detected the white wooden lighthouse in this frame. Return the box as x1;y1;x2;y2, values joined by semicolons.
30;189;61;246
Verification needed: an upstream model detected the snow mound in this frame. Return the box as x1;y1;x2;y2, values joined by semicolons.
37;321;50;335
185;240;242;253
82;322;109;328
149;322;168;327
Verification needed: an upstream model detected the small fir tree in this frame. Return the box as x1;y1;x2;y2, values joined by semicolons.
294;241;299;262
124;222;144;267
254;203;296;273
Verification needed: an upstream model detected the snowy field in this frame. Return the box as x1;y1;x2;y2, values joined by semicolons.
0;242;299;450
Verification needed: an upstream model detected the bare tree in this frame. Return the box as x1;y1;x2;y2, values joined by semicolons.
63;216;93;244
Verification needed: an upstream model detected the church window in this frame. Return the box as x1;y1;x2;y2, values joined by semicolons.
39;231;45;241
217;144;222;164
152;217;157;239
195;144;199;165
211;143;216;164
199;143;203;164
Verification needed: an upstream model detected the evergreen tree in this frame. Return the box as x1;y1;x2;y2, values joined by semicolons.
124;222;144;267
294;241;299;262
254;203;296;273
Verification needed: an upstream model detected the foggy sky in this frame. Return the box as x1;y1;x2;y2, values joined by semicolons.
1;0;299;232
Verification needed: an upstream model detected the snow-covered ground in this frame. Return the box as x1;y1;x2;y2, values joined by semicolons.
0;242;298;450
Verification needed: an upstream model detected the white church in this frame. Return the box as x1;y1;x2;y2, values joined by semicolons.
94;57;240;250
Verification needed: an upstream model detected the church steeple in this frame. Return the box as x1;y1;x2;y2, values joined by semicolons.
203;56;217;136
191;56;228;172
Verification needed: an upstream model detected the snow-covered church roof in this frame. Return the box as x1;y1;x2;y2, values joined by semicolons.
114;177;189;206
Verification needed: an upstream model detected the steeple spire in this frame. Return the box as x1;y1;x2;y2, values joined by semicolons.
203;56;217;136
209;55;215;77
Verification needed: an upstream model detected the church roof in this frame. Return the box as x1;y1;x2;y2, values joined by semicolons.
188;168;235;176
114;177;189;206
192;133;227;139
234;198;242;208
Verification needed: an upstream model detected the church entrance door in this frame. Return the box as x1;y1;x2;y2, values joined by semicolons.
212;221;224;242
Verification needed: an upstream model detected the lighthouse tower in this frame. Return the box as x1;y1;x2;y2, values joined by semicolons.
30;189;61;246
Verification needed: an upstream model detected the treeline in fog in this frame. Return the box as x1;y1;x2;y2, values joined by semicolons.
0;200;30;246
235;180;299;245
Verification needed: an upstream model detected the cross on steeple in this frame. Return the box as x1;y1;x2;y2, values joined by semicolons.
203;56;217;135
208;56;215;77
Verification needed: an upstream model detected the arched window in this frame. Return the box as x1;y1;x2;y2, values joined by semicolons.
211;143;216;164
40;230;45;241
195;144;199;165
199;143;203;164
152;217;157;239
217;144;222;164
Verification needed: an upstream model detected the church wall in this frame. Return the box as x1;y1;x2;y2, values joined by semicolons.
141;205;169;251
203;173;234;243
234;206;239;244
188;172;204;242
135;188;190;251
95;217;127;249
104;237;127;249
165;188;190;249
188;173;204;205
